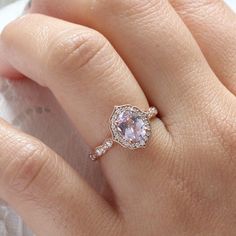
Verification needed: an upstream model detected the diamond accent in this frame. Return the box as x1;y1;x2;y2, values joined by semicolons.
89;139;114;160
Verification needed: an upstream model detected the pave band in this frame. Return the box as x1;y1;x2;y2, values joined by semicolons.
89;105;158;161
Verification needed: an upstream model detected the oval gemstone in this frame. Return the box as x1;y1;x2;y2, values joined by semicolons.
116;110;147;144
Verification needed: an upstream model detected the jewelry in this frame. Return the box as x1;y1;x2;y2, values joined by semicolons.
89;105;158;161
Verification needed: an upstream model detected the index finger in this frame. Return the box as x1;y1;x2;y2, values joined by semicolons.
0;119;118;235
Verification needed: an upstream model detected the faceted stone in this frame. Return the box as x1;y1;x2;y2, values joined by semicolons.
116;110;147;144
105;140;113;148
95;148;103;157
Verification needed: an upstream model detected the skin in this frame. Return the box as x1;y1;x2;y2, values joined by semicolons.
0;0;236;235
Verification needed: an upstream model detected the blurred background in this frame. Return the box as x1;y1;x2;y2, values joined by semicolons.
0;0;17;8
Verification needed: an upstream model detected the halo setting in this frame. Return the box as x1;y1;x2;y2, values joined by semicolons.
89;105;157;161
110;105;151;149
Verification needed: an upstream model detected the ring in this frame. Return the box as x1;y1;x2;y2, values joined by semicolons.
89;105;158;161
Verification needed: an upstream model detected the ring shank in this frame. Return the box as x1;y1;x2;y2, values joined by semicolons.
89;139;114;161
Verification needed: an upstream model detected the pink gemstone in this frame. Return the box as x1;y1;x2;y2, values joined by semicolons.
116;110;147;144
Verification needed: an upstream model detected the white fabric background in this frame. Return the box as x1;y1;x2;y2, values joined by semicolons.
0;0;236;235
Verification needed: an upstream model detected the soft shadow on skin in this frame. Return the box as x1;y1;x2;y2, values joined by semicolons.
0;77;109;195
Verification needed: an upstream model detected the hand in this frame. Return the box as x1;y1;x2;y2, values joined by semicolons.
1;0;236;235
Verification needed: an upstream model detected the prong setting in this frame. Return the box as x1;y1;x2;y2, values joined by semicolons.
109;105;152;150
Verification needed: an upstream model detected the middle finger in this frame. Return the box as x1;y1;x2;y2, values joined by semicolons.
31;0;227;120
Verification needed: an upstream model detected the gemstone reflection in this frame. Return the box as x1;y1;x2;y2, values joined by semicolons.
116;110;147;144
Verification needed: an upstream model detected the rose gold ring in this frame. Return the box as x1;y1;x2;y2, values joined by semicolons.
89;105;158;161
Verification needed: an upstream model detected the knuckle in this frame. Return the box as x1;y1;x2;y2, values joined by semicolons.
94;0;162;18
171;0;218;12
206;103;236;156
215;117;236;155
2;139;52;196
46;29;108;75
